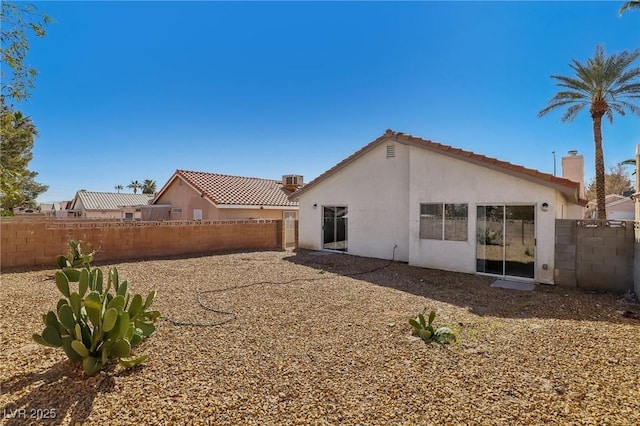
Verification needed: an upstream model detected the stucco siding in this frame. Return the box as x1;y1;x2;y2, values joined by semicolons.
155;178;219;220
407;146;562;283
297;142;410;261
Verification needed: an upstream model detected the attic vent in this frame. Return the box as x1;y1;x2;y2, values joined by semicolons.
283;175;303;187
386;144;395;158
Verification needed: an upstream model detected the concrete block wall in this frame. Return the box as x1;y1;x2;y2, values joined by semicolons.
1;219;290;270
554;219;577;287
555;219;634;293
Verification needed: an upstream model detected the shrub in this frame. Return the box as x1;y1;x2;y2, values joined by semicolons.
33;241;160;375
409;309;457;344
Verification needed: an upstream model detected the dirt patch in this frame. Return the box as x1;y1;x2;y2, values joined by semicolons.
1;250;639;425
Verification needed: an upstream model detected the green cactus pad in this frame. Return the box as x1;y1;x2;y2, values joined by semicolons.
110;339;131;358
102;308;118;332
107;295;126;312
42;325;62;347
119;354;148;369
58;304;76;330
69;292;82;318
55;271;71;298
143;291;156;310
128;294;143;320
84;291;102;326
82;356;101;376
62;267;81;283
71;340;90;357
79;269;89;296
61;336;83;362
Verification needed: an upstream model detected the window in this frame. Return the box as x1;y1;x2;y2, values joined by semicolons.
124;212;134;220
172;207;182;213
420;203;468;241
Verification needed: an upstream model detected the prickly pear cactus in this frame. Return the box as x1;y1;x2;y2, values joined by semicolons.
34;241;160;375
408;309;457;345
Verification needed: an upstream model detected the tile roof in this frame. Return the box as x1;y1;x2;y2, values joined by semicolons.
72;191;154;211
290;129;587;205
162;170;299;207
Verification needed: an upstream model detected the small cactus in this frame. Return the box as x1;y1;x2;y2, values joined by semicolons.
408;309;457;344
34;240;160;375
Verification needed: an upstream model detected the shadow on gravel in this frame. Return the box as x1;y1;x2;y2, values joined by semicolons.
1;360;115;425
285;249;638;324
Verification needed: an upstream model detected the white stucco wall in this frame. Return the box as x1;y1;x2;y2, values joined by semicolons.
296;138;585;284
407;146;562;284
297;142;410;261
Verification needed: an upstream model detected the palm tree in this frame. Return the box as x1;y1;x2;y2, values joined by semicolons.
127;180;141;194
141;179;157;195
620;1;640;15
539;45;640;219
114;184;123;193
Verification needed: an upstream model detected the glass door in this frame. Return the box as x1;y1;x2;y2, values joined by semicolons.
476;206;505;275
476;205;535;279
323;206;348;251
504;206;535;278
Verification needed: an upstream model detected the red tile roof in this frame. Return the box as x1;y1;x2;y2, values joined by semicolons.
290;129;587;205
158;170;299;207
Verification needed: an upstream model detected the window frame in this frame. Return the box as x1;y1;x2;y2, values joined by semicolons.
419;202;468;242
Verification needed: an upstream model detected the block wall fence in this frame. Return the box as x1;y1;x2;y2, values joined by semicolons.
1;219;297;270
555;219;634;293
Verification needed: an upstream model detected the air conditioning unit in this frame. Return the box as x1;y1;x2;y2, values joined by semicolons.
282;175;304;187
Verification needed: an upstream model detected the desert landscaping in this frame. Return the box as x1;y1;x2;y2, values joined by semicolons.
1;250;639;425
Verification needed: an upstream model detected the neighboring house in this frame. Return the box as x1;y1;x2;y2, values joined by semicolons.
150;170;300;221
54;201;72;218
38;203;55;216
585;194;634;220
289;129;587;285
68;191;154;219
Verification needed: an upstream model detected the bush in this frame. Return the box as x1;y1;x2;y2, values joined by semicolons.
33;241;160;375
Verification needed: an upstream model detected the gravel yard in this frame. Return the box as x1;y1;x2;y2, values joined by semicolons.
1;249;639;425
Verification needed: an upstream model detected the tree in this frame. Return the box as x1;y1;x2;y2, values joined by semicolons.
585;164;634;200
0;98;48;209
620;1;640;15
538;45;640;219
141;179;157;195
127;180;141;194
114;184;123;193
1;2;52;101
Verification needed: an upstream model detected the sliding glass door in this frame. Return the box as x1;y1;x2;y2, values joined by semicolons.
476;205;535;279
323;206;348;251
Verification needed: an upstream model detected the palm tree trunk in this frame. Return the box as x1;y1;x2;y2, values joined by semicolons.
592;115;607;220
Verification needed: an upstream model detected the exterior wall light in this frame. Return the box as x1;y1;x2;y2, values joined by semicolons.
313;203;318;209
541;202;549;212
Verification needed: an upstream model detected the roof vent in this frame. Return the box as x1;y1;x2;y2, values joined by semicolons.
282;175;303;191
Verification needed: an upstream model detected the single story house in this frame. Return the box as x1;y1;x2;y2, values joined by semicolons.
150;170;300;221
68;191;154;219
289;129;587;284
585;194;634;220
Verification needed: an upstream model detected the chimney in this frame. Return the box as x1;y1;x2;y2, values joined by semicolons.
561;150;585;199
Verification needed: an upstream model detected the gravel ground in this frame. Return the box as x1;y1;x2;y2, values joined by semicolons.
1;249;639;425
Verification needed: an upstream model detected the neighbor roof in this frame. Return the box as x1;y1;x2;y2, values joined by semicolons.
153;170;299;207
70;191;154;211
290;129;587;205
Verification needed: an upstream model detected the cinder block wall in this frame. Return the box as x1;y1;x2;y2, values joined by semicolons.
1;219;288;270
554;219;577;287
555;220;634;293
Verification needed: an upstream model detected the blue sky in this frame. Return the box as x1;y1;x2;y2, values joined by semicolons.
15;1;640;203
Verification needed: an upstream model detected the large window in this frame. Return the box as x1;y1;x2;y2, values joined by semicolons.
420;203;468;241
